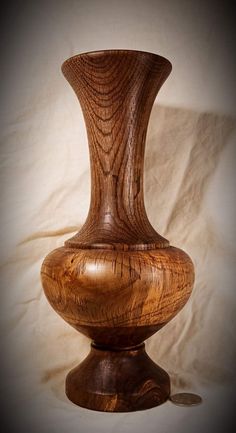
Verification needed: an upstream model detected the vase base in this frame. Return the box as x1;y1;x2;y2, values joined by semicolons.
65;342;170;412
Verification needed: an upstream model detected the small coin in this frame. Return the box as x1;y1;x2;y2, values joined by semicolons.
169;392;202;406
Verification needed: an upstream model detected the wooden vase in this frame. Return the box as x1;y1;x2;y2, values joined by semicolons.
41;50;195;412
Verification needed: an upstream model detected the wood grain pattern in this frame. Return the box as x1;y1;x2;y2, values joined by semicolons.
42;246;194;345
41;50;195;412
61;50;172;250
66;343;170;412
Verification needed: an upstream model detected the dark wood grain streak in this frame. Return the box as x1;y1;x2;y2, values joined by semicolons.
66;343;170;411
61;50;172;250
42;247;193;332
41;50;195;412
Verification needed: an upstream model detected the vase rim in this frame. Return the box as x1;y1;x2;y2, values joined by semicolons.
62;49;172;71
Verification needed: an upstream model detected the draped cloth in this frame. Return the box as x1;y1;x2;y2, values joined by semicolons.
1;1;235;432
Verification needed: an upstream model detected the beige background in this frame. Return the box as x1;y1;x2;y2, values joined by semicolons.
1;1;236;432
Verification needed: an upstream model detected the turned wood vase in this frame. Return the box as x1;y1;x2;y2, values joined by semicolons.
41;49;195;412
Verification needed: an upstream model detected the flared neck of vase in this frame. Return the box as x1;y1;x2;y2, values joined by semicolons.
62;50;171;250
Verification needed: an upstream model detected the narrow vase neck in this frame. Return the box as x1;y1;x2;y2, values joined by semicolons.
62;50;171;250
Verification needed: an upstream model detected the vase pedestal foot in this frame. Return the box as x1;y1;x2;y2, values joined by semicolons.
65;342;170;412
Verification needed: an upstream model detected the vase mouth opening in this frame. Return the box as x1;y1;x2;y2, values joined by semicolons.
61;49;172;72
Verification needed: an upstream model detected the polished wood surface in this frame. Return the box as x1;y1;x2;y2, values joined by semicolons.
42;246;194;346
61;50;172;250
41;50;195;412
66;343;170;412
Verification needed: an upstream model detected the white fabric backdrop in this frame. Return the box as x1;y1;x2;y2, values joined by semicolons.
1;1;235;432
